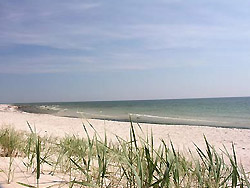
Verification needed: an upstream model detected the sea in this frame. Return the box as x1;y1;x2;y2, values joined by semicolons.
15;97;250;129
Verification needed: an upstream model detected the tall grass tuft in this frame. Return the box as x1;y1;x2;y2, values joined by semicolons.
0;126;24;157
0;126;25;183
0;121;249;187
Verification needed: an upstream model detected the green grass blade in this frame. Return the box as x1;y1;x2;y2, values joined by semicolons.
17;182;36;188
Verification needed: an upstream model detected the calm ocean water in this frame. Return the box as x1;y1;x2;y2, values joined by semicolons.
16;97;250;129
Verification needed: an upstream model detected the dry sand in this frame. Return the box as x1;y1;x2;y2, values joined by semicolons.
0;104;250;187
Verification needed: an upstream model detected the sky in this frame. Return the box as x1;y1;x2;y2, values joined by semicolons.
1;0;250;103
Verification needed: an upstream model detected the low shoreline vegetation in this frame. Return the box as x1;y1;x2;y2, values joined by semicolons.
0;122;249;187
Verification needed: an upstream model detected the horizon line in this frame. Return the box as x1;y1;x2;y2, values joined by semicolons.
8;95;250;105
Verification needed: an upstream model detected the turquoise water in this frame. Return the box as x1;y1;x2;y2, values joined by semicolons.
16;97;250;129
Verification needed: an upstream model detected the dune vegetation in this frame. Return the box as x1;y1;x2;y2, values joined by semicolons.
0;121;249;188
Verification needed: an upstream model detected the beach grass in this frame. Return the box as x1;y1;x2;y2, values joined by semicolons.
0;122;249;187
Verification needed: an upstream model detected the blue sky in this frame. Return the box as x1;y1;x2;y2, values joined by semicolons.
1;0;250;103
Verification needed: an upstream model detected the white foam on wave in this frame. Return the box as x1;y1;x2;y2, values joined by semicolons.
39;105;61;111
76;111;117;118
129;113;229;124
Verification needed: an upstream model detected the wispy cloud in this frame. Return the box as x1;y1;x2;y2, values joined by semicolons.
1;0;250;73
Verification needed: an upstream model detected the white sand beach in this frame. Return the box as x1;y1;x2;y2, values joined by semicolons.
0;104;250;187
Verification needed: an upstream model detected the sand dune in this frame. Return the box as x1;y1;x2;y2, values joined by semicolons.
0;105;250;187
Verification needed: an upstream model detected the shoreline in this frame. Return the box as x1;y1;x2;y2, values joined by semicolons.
11;104;250;130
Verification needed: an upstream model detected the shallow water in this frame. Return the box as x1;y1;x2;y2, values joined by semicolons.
16;97;250;129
